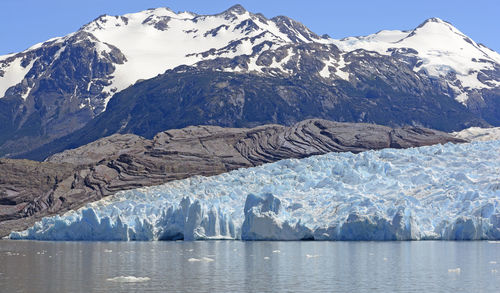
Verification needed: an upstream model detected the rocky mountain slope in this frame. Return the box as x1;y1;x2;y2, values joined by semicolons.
0;119;464;237
0;5;498;158
22;47;484;160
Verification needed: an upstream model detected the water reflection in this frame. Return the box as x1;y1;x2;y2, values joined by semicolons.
0;241;499;292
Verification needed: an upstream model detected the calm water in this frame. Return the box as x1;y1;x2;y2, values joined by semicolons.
0;240;499;293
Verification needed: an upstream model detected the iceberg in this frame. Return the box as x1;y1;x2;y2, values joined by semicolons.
10;140;500;241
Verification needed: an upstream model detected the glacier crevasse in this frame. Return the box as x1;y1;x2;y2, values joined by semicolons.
10;141;500;241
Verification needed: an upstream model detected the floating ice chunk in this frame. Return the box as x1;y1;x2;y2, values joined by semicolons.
306;254;320;258
106;276;151;282
272;250;280;254
188;257;214;262
448;268;461;273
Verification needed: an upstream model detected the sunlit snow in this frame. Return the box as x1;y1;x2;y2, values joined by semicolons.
330;18;500;104
453;127;500;142
82;8;303;97
0;57;35;99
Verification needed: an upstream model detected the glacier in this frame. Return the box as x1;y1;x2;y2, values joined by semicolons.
10;140;500;241
452;127;500;142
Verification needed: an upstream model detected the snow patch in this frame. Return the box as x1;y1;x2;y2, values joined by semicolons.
457;71;490;89
452;127;500;142
0;57;35;99
26;36;64;52
318;54;350;81
455;92;469;104
267;48;293;74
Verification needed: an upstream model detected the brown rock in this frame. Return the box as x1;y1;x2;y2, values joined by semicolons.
0;119;465;237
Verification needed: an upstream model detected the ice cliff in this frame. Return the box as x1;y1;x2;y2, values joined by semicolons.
10;140;500;241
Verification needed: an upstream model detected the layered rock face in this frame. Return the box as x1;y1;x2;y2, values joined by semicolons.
0;119;463;236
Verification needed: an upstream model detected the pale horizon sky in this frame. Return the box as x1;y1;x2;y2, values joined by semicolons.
1;0;499;55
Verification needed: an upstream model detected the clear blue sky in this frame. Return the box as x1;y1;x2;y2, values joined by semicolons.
1;0;499;55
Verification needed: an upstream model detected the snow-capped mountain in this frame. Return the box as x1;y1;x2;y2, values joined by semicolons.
332;18;500;107
0;5;499;158
0;5;324;156
81;5;322;101
0;5;321;111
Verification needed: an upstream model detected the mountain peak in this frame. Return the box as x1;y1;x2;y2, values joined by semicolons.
422;17;447;24
223;4;247;15
414;17;457;32
144;7;175;15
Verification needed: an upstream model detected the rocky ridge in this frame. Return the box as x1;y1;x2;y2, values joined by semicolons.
0;119;464;237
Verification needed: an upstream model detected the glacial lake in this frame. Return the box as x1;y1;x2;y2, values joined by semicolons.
0;240;499;292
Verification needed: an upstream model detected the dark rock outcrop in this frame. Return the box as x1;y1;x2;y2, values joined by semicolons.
21;61;485;161
0;119;465;237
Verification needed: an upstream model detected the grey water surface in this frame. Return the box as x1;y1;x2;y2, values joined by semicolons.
0;240;499;292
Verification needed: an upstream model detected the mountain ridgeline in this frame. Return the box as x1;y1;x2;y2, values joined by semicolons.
0;5;499;159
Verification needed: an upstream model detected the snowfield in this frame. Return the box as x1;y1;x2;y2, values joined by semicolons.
452;127;500;142
10;140;500;241
81;7;311;100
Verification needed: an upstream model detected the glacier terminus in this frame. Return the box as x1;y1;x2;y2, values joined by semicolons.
10;139;500;241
